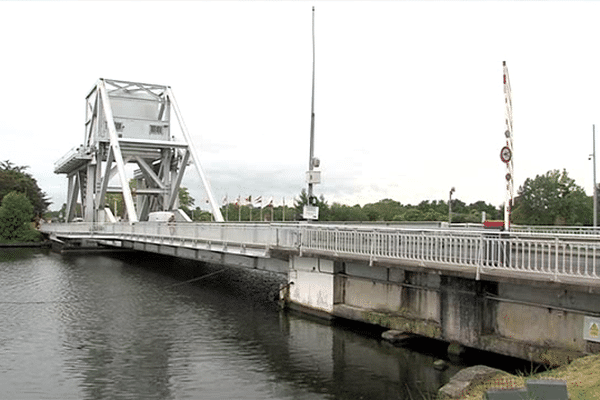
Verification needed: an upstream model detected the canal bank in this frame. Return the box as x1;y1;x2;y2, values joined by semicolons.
438;352;600;399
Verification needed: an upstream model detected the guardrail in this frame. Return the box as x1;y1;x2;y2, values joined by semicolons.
298;225;600;281
511;224;600;236
41;222;600;282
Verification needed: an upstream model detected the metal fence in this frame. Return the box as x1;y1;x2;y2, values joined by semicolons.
297;225;600;281
41;222;600;281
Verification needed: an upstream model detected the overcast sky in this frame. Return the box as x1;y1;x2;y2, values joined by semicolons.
2;1;600;211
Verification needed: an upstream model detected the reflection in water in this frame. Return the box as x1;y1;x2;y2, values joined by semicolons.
0;249;464;399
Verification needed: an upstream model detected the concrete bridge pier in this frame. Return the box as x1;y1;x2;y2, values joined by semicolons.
283;255;600;366
286;256;339;319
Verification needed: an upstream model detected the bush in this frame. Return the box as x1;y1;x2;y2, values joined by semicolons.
0;191;42;242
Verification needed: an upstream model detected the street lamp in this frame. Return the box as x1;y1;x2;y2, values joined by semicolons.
449;187;455;224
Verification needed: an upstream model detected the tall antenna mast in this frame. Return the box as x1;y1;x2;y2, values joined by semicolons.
501;61;514;229
304;6;321;220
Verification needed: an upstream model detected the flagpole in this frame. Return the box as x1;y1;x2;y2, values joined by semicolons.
260;197;263;221
283;197;286;221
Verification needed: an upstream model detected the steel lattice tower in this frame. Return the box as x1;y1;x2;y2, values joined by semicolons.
54;79;224;223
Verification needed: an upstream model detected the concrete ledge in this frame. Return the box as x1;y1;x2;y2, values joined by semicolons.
479;334;584;366
333;304;442;338
284;300;335;321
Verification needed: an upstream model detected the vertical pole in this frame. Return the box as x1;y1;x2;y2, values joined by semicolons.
503;61;514;231
307;6;316;204
283;197;286;221
594;125;597;227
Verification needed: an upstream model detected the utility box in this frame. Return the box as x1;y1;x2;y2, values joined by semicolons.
306;170;321;184
484;388;527;400
485;379;568;400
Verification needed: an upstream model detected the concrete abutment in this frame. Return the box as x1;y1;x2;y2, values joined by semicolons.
284;255;600;365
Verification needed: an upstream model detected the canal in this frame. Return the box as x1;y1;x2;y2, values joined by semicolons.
0;248;527;399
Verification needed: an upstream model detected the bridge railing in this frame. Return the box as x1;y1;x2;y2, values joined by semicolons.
41;222;600;281
510;224;600;237
296;225;600;280
42;222;298;249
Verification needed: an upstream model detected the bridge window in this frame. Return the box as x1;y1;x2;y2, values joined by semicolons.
149;125;163;135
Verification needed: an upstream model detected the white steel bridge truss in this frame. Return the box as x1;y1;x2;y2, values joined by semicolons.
55;79;223;223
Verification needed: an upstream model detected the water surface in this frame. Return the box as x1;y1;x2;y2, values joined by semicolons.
0;248;463;399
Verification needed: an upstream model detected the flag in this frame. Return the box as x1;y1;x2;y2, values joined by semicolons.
222;195;228;206
263;196;273;208
244;196;252;206
254;196;262;207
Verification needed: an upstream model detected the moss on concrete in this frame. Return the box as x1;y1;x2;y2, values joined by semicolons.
361;309;442;339
479;334;583;367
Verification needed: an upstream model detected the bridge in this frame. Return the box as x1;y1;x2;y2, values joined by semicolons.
41;221;600;366
41;77;600;366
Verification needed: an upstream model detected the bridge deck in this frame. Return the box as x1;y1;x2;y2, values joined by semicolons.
40;222;600;286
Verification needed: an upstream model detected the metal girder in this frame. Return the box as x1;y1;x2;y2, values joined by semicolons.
168;150;190;210
97;146;115;212
134;156;166;189
167;87;224;222
66;173;79;221
56;78;224;224
98;79;139;223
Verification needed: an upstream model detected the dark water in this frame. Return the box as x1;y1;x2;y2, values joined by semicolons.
0;248;484;399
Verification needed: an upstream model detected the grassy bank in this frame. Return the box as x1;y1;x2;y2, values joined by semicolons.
455;353;600;399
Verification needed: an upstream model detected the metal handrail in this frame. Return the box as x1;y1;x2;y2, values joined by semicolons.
40;222;600;281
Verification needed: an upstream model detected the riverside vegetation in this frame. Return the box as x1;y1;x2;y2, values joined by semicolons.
439;353;600;399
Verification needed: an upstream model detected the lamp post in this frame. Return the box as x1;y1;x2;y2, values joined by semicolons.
449;187;455;224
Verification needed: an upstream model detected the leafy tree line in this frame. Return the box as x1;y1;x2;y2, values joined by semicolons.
0;161;48;242
291;189;501;223
0;192;42;242
0;160;50;218
39;166;595;227
511;169;593;226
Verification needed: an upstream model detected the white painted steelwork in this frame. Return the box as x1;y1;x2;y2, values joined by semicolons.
41;223;600;283
503;61;515;230
54;79;224;223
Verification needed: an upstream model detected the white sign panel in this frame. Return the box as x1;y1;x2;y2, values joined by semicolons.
584;316;600;343
303;205;319;220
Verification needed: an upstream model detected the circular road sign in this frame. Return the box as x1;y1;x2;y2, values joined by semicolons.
500;146;512;163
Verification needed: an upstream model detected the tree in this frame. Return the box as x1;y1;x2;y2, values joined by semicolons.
329;203;368;221
363;199;403;221
294;189;330;220
0;162;50;217
512;169;592;225
0;191;41;242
